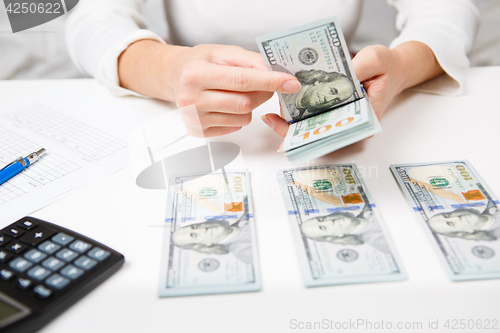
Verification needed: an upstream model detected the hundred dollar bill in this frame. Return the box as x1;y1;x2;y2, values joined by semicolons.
283;97;381;164
391;161;500;281
277;164;406;287
159;170;260;296
257;16;363;123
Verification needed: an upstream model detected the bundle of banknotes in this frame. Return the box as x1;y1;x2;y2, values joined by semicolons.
256;16;381;164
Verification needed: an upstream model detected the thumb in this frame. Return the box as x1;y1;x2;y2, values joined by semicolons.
261;113;290;138
352;46;385;83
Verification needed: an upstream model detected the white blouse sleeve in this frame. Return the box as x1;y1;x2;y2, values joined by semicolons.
65;0;166;97
387;0;479;95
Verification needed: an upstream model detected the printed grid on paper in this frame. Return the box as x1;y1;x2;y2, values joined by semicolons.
4;103;127;161
0;127;83;203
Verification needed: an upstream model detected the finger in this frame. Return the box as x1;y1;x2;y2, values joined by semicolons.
203;126;243;138
200;112;253;128
361;81;385;119
352;46;385;83
193;90;273;114
261;113;290;138
184;121;244;138
201;63;300;93
211;46;269;71
277;141;284;153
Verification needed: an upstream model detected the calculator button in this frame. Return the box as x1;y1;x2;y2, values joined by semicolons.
45;274;70;290
9;258;33;273
2;227;25;239
38;241;61;254
56;249;78;262
34;285;52;299
0;269;15;280
52;233;74;246
16;220;38;230
16;277;33;290
60;265;84;280
27;266;51;281
20;226;56;246
87;248;110;261
69;240;92;253
41;257;65;271
74;256;97;270
5;241;28;254
0;234;11;246
0;250;13;263
24;249;48;263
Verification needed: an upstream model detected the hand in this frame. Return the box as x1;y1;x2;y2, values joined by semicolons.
351;42;443;118
118;41;300;137
261;41;443;138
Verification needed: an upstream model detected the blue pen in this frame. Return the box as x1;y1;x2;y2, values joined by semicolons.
0;148;46;185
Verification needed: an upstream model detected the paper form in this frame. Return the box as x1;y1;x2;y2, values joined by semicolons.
0;85;175;228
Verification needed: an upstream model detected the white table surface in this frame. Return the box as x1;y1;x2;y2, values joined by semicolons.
1;67;500;333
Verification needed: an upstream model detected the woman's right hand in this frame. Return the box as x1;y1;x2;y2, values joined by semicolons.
118;40;300;137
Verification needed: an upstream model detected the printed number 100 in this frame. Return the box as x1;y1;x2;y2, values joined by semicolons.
300;117;354;140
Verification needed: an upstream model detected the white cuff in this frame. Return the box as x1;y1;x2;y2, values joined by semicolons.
387;0;479;96
390;35;464;96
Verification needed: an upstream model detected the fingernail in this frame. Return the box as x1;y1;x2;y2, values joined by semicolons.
283;80;301;93
261;115;274;129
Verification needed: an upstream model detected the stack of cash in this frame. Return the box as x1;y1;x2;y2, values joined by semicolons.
257;17;381;164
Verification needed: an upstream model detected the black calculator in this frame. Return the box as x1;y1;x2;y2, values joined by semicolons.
0;217;124;333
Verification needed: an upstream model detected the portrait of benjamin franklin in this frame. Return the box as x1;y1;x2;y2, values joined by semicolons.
292;69;355;119
427;203;500;241
300;210;390;253
172;219;253;264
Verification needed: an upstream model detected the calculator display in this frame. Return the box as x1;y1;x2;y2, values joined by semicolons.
0;299;20;320
0;293;30;329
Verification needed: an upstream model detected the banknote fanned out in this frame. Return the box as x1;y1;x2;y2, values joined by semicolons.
276;164;406;287
282;97;381;164
257;17;381;164
391;160;500;281
256;16;362;123
159;170;261;297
